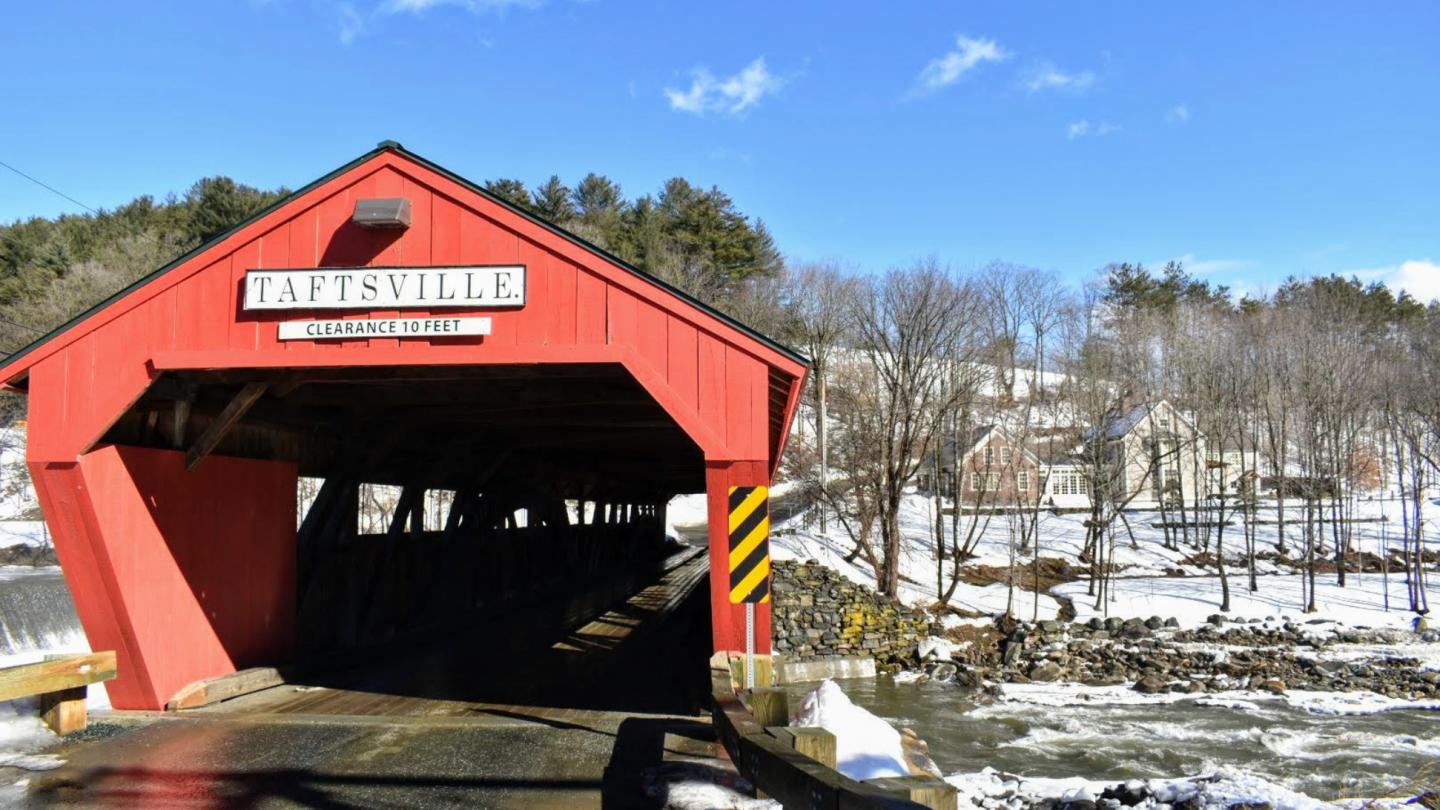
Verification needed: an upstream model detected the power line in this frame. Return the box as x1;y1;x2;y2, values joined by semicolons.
0;159;99;216
0;154;191;342
0;317;43;335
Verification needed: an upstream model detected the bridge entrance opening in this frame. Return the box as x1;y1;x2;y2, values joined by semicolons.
93;363;712;714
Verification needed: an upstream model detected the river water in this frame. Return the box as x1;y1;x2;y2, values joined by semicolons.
790;676;1439;804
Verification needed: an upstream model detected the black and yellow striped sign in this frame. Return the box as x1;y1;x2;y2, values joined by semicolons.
727;485;771;604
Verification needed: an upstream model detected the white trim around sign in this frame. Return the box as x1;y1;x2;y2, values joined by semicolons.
277;317;493;341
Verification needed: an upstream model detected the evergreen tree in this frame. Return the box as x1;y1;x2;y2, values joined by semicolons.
184;177;284;244
482;178;531;211
529;175;576;223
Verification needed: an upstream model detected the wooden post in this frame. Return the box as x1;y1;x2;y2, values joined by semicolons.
861;777;959;810
769;726;837;769
171;397;191;449
730;653;774;688
38;686;87;736
748;687;789;728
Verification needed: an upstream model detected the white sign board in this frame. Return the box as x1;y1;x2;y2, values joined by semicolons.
244;266;524;310
277;317;493;341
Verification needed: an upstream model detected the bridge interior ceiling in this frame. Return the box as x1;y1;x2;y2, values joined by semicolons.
100;363;706;499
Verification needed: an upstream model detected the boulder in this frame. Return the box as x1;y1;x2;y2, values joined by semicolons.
1257;678;1287;695
1029;661;1064;682
1133;675;1169;694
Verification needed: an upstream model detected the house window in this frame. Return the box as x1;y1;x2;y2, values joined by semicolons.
972;473;1001;492
983;446;995;466
1158;415;1171;430
1000;447;1012;465
1052;471;1085;496
1017;471;1029;492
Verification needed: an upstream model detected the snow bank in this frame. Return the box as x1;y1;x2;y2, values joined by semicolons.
642;763;778;810
946;765;1353;810
0;522;48;549
1056;573;1431;631
975;680;1440;717
790;680;909;781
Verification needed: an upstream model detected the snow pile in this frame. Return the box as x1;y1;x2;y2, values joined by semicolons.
790;679;909;780
641;763;778;810
0;697;64;803
918;636;961;661
945;765;1353;810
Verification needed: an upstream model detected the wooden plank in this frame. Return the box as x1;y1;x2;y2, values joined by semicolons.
185;382;269;470
166;666;288;711
0;652;117;703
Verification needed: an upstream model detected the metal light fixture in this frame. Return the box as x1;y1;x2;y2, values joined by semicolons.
352;198;413;230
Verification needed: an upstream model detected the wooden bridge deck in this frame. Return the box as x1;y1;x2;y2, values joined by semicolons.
24;547;720;809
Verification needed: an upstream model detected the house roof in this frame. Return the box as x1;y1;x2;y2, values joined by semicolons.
1091;399;1197;441
0;141;807;388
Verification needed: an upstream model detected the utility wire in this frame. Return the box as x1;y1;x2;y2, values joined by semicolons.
0;317;42;335
0;154;189;346
0;158;100;216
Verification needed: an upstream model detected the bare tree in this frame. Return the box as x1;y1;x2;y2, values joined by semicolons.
782;262;857;534
850;261;976;597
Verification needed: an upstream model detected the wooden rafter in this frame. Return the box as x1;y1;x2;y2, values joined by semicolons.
185;382;269;471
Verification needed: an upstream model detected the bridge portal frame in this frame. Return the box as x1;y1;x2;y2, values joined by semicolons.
0;143;807;710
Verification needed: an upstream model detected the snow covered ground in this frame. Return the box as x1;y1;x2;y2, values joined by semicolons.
1058;573;1430;631
669;488;1439;631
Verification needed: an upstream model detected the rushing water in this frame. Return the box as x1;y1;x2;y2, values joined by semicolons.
789;676;1440;803
0;568;85;657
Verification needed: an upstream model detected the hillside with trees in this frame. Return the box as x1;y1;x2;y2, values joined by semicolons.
0;170;781;360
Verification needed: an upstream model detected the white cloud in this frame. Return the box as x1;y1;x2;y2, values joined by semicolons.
338;2;364;43
913;35;1010;95
382;0;541;12
1024;62;1095;93
1066;119;1121;139
1169;253;1256;275
1166;104;1190;124
1352;259;1440;303
339;0;540;43
665;58;784;116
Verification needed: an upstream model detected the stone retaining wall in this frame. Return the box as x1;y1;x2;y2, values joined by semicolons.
771;559;936;664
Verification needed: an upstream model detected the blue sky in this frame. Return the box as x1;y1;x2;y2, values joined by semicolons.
2;1;1437;300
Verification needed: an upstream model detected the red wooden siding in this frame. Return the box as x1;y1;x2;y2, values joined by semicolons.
34;446;297;709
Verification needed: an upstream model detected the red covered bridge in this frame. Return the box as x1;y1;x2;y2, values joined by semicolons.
0;142;807;711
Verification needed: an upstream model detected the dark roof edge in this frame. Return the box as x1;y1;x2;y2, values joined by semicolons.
0;142;807;385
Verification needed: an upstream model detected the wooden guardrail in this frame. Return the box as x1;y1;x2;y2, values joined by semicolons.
0;651;117;735
710;656;958;810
